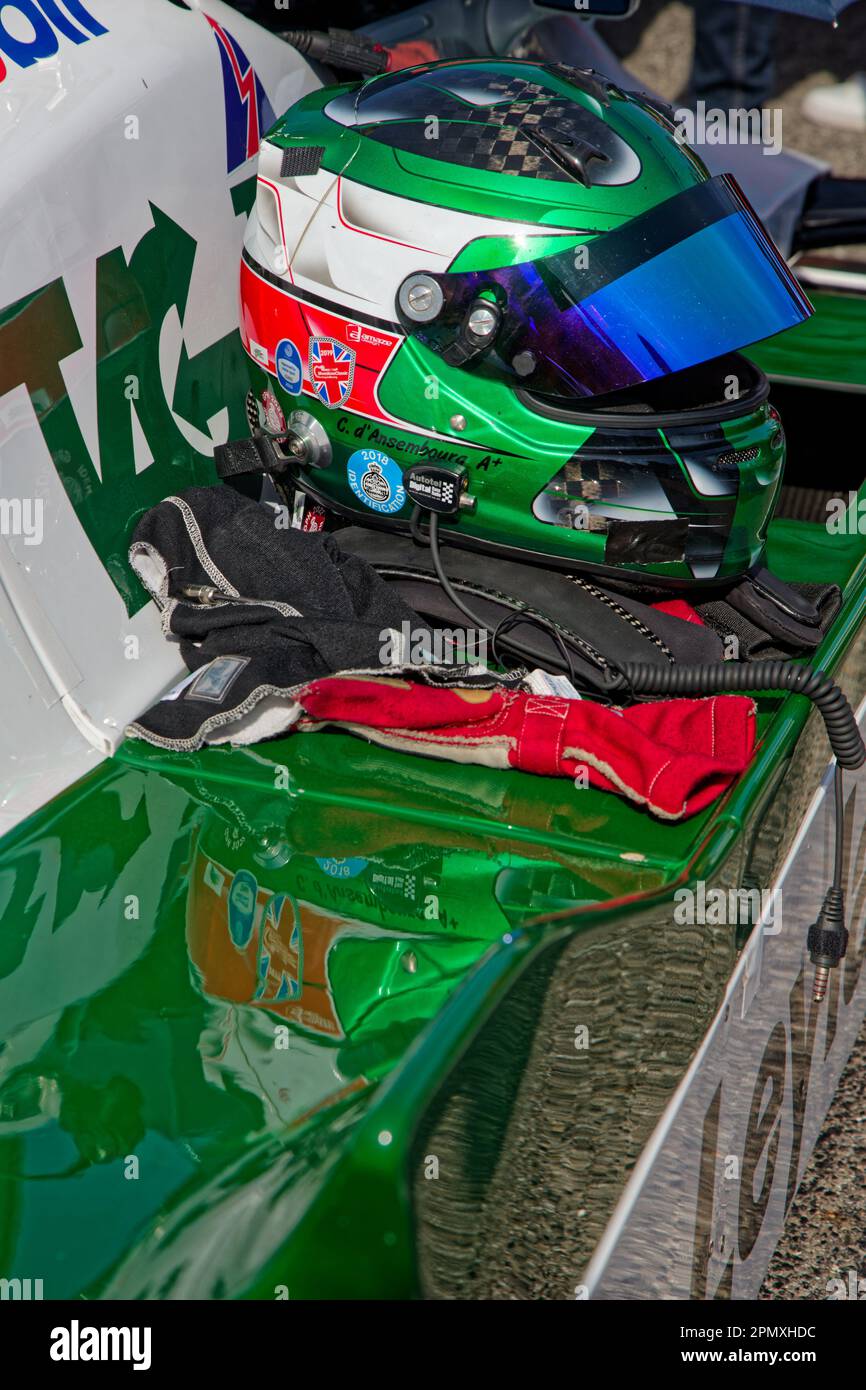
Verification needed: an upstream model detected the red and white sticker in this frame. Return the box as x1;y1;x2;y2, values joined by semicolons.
260;388;286;432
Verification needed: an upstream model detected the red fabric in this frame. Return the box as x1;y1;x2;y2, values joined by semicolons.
385;41;441;71
652;598;705;626
297;678;756;821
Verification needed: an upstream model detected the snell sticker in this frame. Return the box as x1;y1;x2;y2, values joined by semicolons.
275;337;303;395
227;869;258;950
347;449;406;515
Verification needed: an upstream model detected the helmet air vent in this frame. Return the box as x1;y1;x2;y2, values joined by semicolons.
715;445;760;471
256;181;282;248
280;145;324;178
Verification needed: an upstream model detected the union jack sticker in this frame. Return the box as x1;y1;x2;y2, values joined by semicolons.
309;337;355;410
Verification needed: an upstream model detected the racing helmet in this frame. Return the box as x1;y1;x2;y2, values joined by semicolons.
239;58;811;587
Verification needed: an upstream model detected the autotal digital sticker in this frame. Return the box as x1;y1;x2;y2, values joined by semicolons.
347;449;406;515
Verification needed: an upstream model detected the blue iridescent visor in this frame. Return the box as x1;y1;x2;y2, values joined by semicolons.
401;175;813;399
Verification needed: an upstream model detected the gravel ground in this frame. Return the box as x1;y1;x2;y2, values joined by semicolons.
761;1031;866;1299
602;1;866;1301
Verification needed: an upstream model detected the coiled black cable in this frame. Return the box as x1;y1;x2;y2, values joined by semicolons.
418;505;861;1002
834;763;846;889
606;662;862;1003
424;510;581;686
420;510;864;769
603;658;861;1000
606;661;865;770
421;512;865;769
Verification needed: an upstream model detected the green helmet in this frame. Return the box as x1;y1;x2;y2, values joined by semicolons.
239;58;811;587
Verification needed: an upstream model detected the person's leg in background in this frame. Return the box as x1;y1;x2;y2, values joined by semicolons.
690;0;778;109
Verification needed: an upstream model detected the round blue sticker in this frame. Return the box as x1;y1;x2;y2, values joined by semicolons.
275;337;303;395
316;856;368;879
227;869;258;950
347;449;406;515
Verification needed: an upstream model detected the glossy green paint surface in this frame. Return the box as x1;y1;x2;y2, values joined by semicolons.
750;288;866;391
0;734;662;1298
1;506;863;1299
275;68;709;227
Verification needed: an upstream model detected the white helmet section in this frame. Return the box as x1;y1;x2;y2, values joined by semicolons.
0;0;316;833
246;146;582;324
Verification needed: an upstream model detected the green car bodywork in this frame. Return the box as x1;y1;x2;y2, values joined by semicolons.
752;285;866;393
1;508;864;1300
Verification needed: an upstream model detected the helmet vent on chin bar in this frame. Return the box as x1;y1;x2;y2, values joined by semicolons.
715;445;760;470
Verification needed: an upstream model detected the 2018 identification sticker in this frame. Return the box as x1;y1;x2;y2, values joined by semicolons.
347;449;406;515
